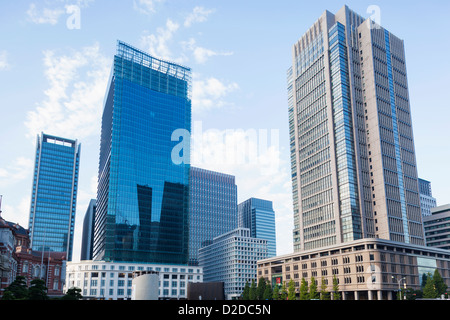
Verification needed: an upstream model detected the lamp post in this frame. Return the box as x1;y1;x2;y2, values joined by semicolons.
392;276;406;300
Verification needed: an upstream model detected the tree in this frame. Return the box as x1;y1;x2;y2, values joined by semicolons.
61;287;83;300
2;276;28;300
263;281;273;300
423;272;438;299
272;283;280;300
28;279;48;300
299;278;309;300
433;269;448;296
320;278;330;300
288;279;296;300
242;281;250;300
279;281;288;300
332;275;341;300
256;277;266;300
249;279;257;300
309;277;318;300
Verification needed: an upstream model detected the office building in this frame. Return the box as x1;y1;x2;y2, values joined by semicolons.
258;237;450;300
28;133;80;261
65;260;202;300
287;5;423;252
189;166;238;265
81;199;96;261
418;178;437;217
423;204;450;250
256;5;446;300
93;41;191;264
199;228;268;300
238;197;276;257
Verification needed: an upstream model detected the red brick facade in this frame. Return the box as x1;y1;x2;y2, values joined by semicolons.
0;216;66;298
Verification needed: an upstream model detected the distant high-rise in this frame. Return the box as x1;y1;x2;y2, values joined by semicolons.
80;199;96;261
189;166;238;265
288;5;424;252
28;132;80;261
238;197;276;257
93;41;191;263
418;178;437;217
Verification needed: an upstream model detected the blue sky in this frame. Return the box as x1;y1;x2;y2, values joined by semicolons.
0;0;449;261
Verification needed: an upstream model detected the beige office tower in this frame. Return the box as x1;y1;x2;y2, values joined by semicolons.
288;5;424;253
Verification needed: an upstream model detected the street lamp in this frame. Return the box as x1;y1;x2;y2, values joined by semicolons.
392;276;406;300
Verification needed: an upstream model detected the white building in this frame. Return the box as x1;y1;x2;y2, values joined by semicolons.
199;228;268;300
65;260;202;300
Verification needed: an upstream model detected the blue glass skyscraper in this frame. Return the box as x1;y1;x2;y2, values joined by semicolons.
238;198;276;257
189;166;238;265
93;41;191;264
28;132;80;261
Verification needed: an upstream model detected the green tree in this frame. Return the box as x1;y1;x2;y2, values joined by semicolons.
299;278;309;300
332;275;341;300
272;283;280;300
423;272;438;299
256;277;266;300
433;269;447;296
309;277;318;300
28;279;48;300
287;279;296;300
263;281;273;300
61;287;83;300
249;279;257;300
279;281;288;300
242;281;250;300
320;278;330;300
2;276;28;300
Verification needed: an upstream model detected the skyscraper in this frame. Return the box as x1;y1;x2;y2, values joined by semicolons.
189;166;238;265
238;197;276;257
80;199;96;261
288;5;424;252
93;41;191;264
28;132;80;261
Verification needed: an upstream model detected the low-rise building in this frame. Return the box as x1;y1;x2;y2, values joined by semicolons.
258;238;450;300
424;204;450;250
65;260;203;300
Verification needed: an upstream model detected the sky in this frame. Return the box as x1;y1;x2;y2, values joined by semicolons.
0;0;449;262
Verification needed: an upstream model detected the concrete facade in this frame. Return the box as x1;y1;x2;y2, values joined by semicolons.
258;238;450;300
65;260;202;300
424;204;450;250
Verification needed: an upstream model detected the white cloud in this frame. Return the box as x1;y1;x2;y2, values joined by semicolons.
0;157;34;188
26;3;65;25
184;6;215;27
2;196;31;228
140;19;180;61
133;0;165;15
26;1;93;25
182;38;233;64
191;75;239;113
24;43;110;141
190;125;294;255
0;51;10;70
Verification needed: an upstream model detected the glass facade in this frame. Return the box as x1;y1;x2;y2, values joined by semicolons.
189;167;237;266
238;198;276;257
28;133;80;261
329;22;362;242
93;41;191;264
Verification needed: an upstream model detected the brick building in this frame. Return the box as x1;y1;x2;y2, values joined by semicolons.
0;214;66;298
